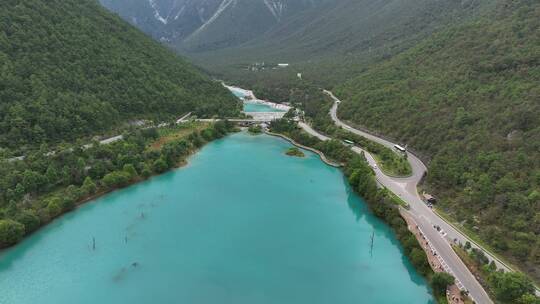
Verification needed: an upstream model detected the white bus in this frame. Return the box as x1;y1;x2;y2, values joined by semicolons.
394;144;406;153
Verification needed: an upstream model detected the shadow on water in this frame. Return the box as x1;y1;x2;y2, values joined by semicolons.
0;198;107;272
0;188;167;273
112;261;140;283
342;175;433;296
0;228;48;272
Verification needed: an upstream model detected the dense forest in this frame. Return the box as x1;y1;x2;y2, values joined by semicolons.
0;120;237;249
336;0;540;281
0;0;240;153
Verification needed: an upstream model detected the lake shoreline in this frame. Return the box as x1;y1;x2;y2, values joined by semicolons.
267;124;443;302
0;130;435;304
0;130;337;254
265;131;342;167
0;125;236;252
224;84;292;113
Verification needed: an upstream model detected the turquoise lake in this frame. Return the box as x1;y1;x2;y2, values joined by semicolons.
0;132;434;304
227;87;284;113
244;102;285;113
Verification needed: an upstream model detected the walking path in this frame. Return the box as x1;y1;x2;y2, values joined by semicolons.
265;131;342;167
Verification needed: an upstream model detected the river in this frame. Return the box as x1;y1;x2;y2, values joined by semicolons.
227;85;288;113
244;102;286;113
0;132;434;303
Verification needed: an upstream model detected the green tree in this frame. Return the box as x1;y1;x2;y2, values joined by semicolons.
81;176;97;195
141;164;152;178
0;219;25;248
47;197;63;218
45;165;60;185
409;248;430;272
200;129;215;141
14;183;25;200
22;170;47;194
15;209;40;233
517;293;540;304
123;164;138;180
489;271;535;303
431;272;455;296
101;171;129;188
63;185;80;211
152;158;169;173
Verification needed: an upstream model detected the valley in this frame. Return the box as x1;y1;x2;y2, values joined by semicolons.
0;0;538;303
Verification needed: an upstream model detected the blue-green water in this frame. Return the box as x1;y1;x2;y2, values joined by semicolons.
0;132;434;304
230;88;248;98
227;87;284;113
244;102;285;113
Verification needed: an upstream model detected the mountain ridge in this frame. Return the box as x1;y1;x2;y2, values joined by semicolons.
99;0;323;51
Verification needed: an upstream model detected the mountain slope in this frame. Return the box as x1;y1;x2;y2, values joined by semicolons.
242;0;487;57
179;0;279;52
99;0;224;42
189;0;494;85
0;0;239;151
99;0;322;52
336;0;540;280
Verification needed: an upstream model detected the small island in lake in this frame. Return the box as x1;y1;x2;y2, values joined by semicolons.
248;125;262;134
285;147;305;157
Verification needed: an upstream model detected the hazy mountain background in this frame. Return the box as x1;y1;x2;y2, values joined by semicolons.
100;0;495;85
99;0;323;52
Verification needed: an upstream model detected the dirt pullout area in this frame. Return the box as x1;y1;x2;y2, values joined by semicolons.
401;210;472;304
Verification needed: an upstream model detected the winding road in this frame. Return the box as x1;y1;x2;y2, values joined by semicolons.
300;90;495;303
325;90;514;269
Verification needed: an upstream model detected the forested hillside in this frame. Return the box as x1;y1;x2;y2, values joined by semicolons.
192;0;493;86
336;0;540;280
0;0;239;152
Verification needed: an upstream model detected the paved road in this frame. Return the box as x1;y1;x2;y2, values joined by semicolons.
298;122;330;141
325;90;513;269
300;90;494;303
175;112;192;124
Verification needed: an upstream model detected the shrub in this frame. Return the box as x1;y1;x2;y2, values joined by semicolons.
431;272;455;296
15;210;40;233
0;219;25;248
152;158;169;173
